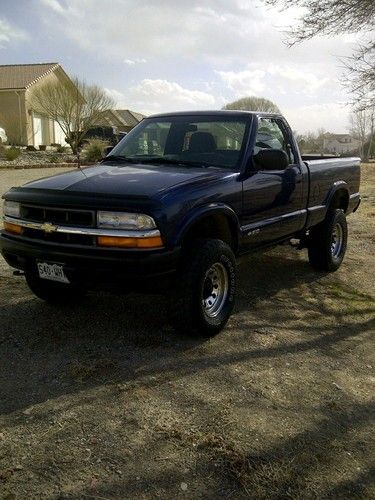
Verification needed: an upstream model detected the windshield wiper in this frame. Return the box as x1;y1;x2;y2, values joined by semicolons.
140;157;232;169
101;155;138;163
136;157;212;168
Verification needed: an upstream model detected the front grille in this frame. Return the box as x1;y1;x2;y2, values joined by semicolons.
22;228;95;246
16;204;96;246
20;204;95;228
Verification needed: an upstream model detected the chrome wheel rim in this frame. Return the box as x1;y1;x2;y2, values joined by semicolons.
202;262;229;318
331;223;343;259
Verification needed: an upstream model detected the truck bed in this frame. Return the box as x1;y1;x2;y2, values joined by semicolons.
303;156;361;227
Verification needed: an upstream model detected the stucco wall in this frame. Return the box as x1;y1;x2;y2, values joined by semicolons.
0;67;76;146
0;90;28;145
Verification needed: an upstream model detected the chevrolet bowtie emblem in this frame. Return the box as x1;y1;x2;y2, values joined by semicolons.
40;222;58;233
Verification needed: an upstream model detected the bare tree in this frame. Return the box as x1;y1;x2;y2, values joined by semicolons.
264;0;375;110
222;96;281;113
346;42;375;111
349;107;375;161
30;77;115;154
296;129;327;154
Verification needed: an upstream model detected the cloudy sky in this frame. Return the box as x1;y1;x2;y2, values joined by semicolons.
0;0;360;133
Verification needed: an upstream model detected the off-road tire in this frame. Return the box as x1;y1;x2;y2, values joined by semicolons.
308;209;348;272
171;238;236;337
25;271;85;304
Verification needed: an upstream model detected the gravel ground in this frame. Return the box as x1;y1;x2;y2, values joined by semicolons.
0;165;374;499
0;151;76;169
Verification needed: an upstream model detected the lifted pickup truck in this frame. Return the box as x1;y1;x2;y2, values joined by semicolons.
1;111;361;336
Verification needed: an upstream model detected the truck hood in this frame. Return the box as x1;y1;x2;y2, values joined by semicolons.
20;162;229;199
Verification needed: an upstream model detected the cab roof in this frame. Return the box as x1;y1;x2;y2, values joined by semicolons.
147;110;282;119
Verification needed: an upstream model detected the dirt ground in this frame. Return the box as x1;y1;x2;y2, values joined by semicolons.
0;165;374;499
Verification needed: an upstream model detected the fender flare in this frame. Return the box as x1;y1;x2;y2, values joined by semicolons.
324;181;350;213
173;203;241;248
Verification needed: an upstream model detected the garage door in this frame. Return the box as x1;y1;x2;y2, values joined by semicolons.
33;116;43;147
54;121;68;145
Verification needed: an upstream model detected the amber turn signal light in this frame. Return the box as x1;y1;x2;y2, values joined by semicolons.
3;221;23;235
97;235;163;249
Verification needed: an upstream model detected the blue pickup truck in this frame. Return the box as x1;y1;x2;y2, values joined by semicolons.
1;111;361;336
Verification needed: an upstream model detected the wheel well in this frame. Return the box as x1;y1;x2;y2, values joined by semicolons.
329;189;349;213
182;214;238;252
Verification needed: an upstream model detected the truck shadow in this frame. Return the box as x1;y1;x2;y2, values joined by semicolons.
0;247;373;416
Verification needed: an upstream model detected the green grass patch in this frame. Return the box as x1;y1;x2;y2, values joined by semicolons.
327;283;375;304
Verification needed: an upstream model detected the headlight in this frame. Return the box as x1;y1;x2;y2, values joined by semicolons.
3;201;21;218
97;211;157;230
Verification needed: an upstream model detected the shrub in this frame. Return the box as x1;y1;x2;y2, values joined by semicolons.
4;147;21;161
49;155;60;163
56;144;69;154
83;138;109;162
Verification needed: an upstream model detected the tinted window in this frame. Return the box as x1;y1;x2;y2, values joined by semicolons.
112;117;248;169
254;118;294;164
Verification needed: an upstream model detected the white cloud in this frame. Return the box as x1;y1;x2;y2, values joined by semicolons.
106;79;217;114
104;88;127;105
132;79;215;106
33;0;356;132
284;102;350;134
40;0;64;13
34;0;280;63
123;58;147;65
216;69;266;96
217;63;333;103
267;64;330;94
0;18;28;47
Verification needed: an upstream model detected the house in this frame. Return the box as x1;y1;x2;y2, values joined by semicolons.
115;109;145;131
98;109;146;133
0;63;78;147
0;63;146;148
323;133;361;155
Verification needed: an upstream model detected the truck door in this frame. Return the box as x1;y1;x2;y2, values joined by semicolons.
241;116;305;248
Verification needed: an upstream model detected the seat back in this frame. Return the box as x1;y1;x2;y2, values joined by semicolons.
189;132;217;153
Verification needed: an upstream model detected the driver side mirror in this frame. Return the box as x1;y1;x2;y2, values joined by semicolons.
253;149;289;170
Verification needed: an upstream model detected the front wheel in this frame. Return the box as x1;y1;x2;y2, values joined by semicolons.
25;271;85;304
170;238;237;337
308;209;348;272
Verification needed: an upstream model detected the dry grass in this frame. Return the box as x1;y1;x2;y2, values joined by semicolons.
0;163;374;499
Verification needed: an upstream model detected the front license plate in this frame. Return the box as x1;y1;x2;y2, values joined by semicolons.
37;262;70;283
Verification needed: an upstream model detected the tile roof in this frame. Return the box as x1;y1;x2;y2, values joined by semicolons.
115;109;146;127
0;63;59;90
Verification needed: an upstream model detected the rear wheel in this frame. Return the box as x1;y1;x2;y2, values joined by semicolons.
25;271;85;304
308;209;348;272
170;238;237;337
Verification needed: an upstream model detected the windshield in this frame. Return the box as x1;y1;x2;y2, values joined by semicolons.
109;116;249;169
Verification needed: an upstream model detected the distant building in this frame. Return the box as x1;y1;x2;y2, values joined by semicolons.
98;109;146;133
0;63;77;147
323;133;361;155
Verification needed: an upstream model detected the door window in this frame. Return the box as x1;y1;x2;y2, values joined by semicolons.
254;118;295;164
